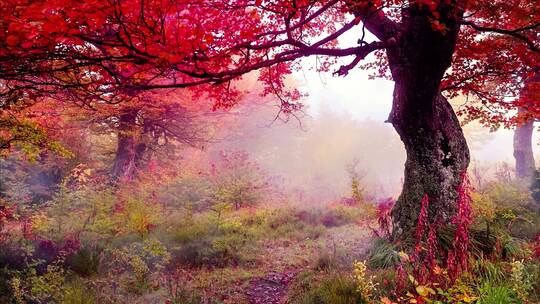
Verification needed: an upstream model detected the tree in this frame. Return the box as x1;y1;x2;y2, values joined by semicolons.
1;0;539;235
514;108;535;179
103;96;213;180
56;92;214;180
514;74;539;179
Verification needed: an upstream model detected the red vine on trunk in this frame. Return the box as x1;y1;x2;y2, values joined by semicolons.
446;172;473;281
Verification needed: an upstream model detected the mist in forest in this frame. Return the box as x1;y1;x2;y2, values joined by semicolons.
207;88;539;205
210;103;404;204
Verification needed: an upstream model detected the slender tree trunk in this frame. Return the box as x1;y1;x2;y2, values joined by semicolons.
514;110;535;180
385;3;469;235
111;110;139;180
514;89;540;178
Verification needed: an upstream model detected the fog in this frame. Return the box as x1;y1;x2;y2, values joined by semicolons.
211;102;405;204
207;68;539;205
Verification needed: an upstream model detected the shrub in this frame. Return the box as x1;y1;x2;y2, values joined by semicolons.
509;259;534;302
352;260;377;302
321;212;343;228
501;236;523;259
174;238;254;268
161;269;205;304
265;208;298;228
62;280;98;304
105;248;151;294
11;258;67;303
0;241;27;301
171;217;212;244
154;172;211;211
117;191;163;236
473;180;537;238
173;239;218;267
102;239;171;295
347;159;365;205
528;261;540;301
271;221;324;241
374;198;394;240
170;216;255;268
47;187;118;238
314;255;334;272
66;246;101;277
312;244;364;272
34;239;61;266
208;150;271;210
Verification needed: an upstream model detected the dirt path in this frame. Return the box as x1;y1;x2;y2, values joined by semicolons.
245;223;373;304
245;270;296;304
245;225;372;304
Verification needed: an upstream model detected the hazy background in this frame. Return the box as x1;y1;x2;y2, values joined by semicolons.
208;63;539;205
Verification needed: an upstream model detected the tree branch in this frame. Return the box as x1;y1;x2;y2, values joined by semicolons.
349;3;398;41
462;21;540;54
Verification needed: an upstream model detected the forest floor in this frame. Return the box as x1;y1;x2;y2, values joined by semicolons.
246;270;296;304
244;223;372;304
123;205;375;304
2;183;540;304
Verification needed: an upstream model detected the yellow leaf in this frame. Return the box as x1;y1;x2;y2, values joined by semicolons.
416;285;429;297
408;274;418;285
380;297;395;304
398;251;410;262
462;295;478;303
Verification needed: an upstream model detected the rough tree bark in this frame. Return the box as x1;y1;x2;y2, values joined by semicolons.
514;107;535;179
111;109;140;180
383;4;470;234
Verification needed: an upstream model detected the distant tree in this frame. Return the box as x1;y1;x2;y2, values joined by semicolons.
514;74;539;179
103;97;212;180
63;93;214;180
514;108;535;179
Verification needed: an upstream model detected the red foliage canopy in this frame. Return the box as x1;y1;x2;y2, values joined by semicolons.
0;0;538;120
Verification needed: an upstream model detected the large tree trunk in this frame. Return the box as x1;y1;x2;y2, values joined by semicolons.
385;3;469;235
390;93;470;233
111;110;139;180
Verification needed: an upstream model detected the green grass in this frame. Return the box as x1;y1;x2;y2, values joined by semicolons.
477;283;521;304
367;238;401;269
